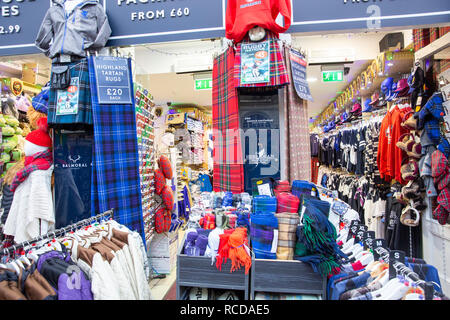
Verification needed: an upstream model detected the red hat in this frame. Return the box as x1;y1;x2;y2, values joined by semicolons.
25;117;52;148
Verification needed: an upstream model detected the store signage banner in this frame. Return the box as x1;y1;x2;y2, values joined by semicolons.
240;41;270;85
290;0;450;33
93;56;133;105
289;48;313;102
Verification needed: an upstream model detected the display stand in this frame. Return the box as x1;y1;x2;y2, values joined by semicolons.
250;254;326;300
176;233;250;300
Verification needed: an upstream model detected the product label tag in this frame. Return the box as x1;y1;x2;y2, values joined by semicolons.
56;77;79;116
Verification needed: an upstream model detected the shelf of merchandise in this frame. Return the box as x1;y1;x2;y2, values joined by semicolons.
176;233;250;300
249;255;326;300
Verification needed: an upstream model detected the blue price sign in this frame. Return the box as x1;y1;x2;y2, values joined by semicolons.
93;56;132;105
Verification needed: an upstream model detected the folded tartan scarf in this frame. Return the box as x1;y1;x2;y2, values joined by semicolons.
276;212;299;260
10;150;53;192
274;180;291;197
294;198;346;276
250;213;279;259
200;213;216;230
292;180;320;200
276;193;300;213
253;195;277;214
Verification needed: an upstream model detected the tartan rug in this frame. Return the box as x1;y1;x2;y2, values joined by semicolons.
88;56;145;242
234;31;290;88
212;47;244;193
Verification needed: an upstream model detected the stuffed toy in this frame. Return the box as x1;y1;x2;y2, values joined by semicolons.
3;117;54;243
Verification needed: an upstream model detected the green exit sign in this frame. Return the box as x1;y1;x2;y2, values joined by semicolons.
322;71;344;82
194;79;212;91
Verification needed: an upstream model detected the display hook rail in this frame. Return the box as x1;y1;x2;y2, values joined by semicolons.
0;209;115;257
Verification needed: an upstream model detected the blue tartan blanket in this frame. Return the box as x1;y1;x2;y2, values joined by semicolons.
250;213;279;259
88;56;145;243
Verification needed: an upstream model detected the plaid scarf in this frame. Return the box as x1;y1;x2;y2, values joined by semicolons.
253;195;277;214
250;212;278;259
276;212;299;260
234;31;290;88
276;192;300;213
10;150;53;192
88;56;145;243
212;47;244;193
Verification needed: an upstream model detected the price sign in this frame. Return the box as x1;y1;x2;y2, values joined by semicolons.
355;225;368;243
93;56;132;105
363;231;376;250
372;238;388;261
389;250;405;280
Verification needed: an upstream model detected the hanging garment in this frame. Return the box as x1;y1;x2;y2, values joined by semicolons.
282;46;311;181
212;47;244;193
35;0;111;59
4;167;55;243
0;268;27;300
88;56;145;241
225;0;291;43
20;263;57;300
234;31;290;88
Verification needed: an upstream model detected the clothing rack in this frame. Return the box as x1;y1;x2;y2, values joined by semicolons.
0;209;115;257
374;246;445;299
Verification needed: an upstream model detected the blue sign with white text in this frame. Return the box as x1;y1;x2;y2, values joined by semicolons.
289;48;313;102
93;56;132;105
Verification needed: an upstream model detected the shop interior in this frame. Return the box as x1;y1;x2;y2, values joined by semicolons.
0;23;448;300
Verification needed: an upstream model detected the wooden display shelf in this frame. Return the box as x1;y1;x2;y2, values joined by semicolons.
176;233;250;300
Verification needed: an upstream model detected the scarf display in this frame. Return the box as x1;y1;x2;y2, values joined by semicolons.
275;212;300;260
222;192;234;207
294;197;346;276
184;231;199;256
253;195;277;214
88;56;145;242
234;31;290;89
250;212;279;259
10;150;53;192
212;47;244;193
228;227;252;274
276;192;300;213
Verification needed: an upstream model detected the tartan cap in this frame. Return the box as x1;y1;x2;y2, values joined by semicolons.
32;87;50;115
161;185;174;211
154;169;166;195
158;155;173;180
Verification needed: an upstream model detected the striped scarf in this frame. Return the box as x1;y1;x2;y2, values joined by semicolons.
10;150;53;192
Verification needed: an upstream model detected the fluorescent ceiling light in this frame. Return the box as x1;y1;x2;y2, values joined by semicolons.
307;77;318;82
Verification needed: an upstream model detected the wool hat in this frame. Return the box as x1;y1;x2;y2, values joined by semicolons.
362;98;373;113
25;117;52;148
161;185;174;210
32;87;50;115
154;169;166;195
158;155;173;180
438;138;450;159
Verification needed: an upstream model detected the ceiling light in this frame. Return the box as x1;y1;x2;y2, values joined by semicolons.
307;77;318;82
387;62;394;67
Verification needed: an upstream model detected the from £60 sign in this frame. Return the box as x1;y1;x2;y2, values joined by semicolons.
93;56;132;105
289;48;313;101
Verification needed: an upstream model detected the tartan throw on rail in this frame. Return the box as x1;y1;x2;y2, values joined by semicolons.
212;47;244;193
88;56;145;243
